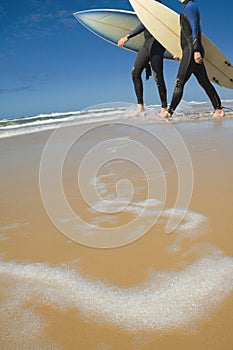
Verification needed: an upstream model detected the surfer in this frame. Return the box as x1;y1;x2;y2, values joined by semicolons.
165;0;224;118
118;1;176;117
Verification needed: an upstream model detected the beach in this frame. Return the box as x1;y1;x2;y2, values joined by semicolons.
0;107;233;349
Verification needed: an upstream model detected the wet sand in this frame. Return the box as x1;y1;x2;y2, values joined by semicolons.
0;118;233;349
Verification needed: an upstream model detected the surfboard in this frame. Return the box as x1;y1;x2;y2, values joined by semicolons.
73;9;173;59
129;0;233;89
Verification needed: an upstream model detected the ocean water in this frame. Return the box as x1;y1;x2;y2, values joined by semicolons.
0;100;233;139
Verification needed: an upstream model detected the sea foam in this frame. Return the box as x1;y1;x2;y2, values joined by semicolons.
1;101;233;139
1;254;233;340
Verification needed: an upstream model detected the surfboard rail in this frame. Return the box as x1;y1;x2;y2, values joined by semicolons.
73;9;174;59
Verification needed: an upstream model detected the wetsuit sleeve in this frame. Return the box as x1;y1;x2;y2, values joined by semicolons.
128;22;145;38
128;0;161;39
184;3;202;52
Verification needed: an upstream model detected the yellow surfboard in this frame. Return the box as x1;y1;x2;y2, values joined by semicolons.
129;0;233;89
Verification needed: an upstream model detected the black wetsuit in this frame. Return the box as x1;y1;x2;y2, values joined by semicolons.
168;0;222;114
128;21;171;108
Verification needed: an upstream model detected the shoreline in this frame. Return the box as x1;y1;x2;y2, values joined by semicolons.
0;103;233;140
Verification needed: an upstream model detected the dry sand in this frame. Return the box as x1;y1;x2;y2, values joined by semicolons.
0;118;233;349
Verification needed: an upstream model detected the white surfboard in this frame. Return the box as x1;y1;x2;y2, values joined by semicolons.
73;9;173;59
129;0;233;89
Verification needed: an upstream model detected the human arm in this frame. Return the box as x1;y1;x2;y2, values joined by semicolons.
183;2;203;63
184;2;202;52
117;22;145;48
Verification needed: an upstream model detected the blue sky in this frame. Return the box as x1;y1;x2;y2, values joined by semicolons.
0;0;232;118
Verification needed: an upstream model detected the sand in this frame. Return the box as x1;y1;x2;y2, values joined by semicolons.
0;117;233;349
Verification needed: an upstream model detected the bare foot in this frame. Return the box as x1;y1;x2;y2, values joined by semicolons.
129;104;145;117
213;109;225;118
156;109;172;118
